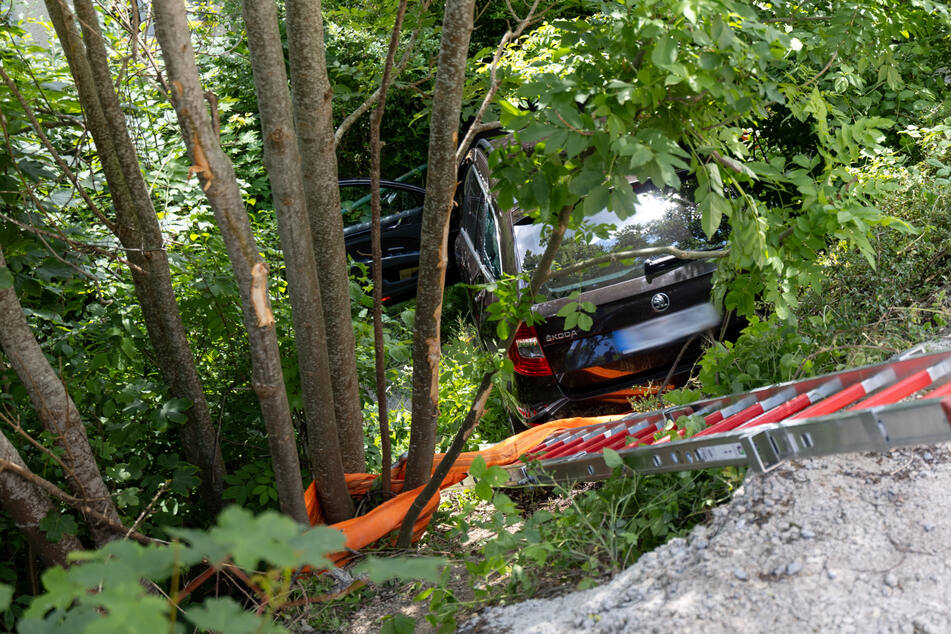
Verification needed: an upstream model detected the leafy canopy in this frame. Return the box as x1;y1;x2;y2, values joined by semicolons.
489;0;949;318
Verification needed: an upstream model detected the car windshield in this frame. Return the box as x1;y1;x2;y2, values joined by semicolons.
514;181;728;297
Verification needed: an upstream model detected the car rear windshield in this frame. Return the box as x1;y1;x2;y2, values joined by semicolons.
514;181;727;297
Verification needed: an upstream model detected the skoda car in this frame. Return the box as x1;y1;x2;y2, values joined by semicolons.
453;139;732;426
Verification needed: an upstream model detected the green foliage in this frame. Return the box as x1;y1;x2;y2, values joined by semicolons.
555;291;597;331
416;463;742;628
697;118;951;395
0;584;11;612
18;508;344;633
355;556;445;584
380;613;416;634
697;314;814;396
490;0;948;320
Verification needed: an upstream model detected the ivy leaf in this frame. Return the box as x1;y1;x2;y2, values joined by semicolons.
0;266;12;290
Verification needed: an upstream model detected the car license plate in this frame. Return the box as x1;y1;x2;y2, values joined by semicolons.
611;303;721;355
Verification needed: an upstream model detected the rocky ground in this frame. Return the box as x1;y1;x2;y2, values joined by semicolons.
471;445;951;633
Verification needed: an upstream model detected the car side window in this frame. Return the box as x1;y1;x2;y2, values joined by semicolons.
339;184;425;227
476;179;502;279
461;168;482;239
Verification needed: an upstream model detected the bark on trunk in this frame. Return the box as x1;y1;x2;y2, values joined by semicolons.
0;429;83;567
152;0;310;524
285;0;366;473
404;0;476;489
367;0;409;498
44;0;225;514
0;249;119;546
240;0;354;523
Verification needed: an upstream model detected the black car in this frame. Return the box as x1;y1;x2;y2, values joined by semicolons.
340;143;732;426
452;139;732;426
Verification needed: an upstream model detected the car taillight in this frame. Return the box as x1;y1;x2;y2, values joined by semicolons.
508;323;553;376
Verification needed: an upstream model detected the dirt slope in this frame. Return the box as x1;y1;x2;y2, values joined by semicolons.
473;445;951;633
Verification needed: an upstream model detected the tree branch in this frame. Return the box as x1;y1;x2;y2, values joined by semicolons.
455;0;545;165
333;0;433;146
546;245;729;282
0;458;160;545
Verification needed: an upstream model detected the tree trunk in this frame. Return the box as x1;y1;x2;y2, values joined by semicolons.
397;203;574;547
44;0;226;515
151;0;311;524
0;429;83;567
404;0;476;489
367;0;409;498
0;249;119;546
285;0;366;473
240;0;355;523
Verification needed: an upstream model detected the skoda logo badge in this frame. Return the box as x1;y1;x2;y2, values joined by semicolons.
651;293;670;313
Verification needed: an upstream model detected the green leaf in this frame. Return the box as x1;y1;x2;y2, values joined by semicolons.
568;169;603;195
603;448;623;469
563;311;578;330
381;614;416;634
469;454;487;478
474;480;493;500
355;556;445;584
39;511;79;542
0;266;12;290
186;597;279;634
583;185;610;215
703;194;731;238
651;36;678;67
0;584;11;612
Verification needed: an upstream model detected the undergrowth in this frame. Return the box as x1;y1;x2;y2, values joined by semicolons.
359;457;743;631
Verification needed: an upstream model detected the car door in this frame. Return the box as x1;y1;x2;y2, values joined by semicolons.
454;153;505;341
339;179;426;304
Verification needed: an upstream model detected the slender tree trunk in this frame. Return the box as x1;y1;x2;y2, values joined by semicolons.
368;0;410;497
151;0;310;524
285;0;365;473
240;0;354;523
0;429;83;567
404;0;476;489
0;249;119;546
44;0;226;514
397;204;574;547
